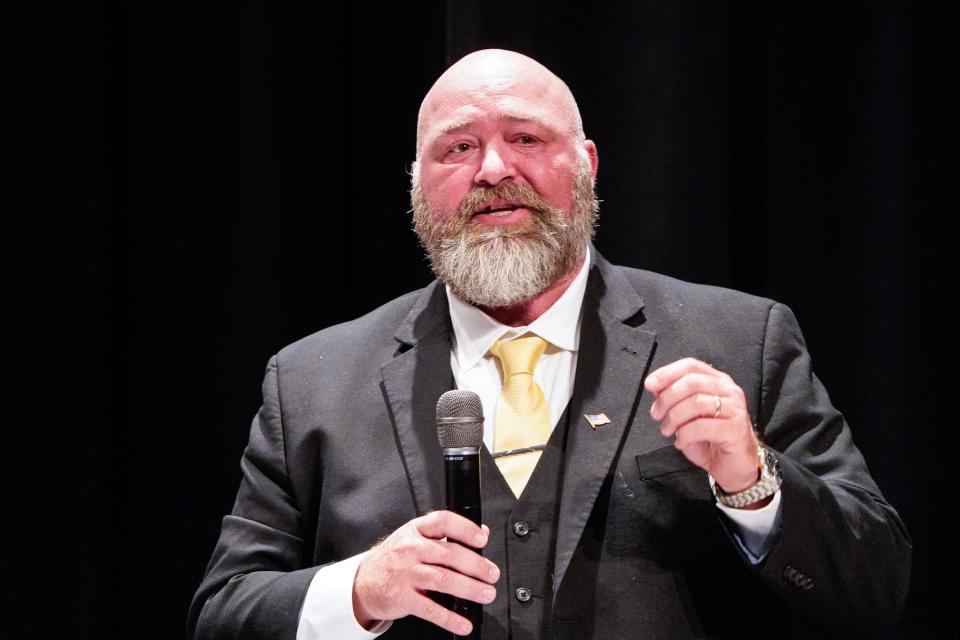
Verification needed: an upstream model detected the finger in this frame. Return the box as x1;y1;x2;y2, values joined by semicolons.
645;357;720;394
409;591;474;636
415;510;488;547
650;373;728;420
673;418;746;452
659;393;728;437
412;564;497;604
421;538;500;584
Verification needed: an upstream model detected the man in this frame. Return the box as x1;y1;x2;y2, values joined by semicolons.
189;50;910;639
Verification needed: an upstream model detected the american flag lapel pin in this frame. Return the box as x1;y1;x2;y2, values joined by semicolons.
584;413;611;430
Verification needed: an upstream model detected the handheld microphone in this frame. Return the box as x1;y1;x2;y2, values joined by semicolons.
436;390;484;639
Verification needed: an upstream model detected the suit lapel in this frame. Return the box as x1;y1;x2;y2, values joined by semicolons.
381;282;454;517
552;253;658;596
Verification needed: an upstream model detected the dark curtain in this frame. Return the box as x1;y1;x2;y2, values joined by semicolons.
4;2;954;638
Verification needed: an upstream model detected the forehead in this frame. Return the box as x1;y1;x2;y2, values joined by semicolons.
418;71;577;147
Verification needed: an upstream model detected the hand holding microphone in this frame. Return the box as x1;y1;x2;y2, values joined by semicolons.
352;390;495;637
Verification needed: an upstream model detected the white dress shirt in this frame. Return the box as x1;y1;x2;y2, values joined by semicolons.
296;246;781;639
446;245;591;450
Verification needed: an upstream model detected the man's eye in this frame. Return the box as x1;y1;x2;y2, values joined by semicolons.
450;143;472;153
515;135;538;144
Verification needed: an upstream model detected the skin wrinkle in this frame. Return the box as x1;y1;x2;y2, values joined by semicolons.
439;113;563;141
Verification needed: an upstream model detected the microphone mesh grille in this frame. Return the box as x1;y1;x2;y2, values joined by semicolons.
436;390;484;449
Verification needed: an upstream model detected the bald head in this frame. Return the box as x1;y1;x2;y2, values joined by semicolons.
416;49;585;158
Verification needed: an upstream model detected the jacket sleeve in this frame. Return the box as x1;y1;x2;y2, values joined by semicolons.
752;303;912;634
187;356;320;639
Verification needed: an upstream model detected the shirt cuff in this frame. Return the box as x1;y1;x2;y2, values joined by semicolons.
709;477;783;564
296;551;393;640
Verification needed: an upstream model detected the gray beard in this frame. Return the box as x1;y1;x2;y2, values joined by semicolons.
411;157;598;309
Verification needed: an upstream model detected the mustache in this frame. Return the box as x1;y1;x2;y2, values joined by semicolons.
455;182;553;224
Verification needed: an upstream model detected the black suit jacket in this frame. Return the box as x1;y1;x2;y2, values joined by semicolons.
188;253;911;639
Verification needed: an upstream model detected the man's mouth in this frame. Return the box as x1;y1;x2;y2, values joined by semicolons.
473;202;526;217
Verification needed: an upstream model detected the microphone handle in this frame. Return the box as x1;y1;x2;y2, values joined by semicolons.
443;449;482;639
444;448;481;525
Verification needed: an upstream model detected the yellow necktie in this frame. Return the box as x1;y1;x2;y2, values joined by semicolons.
489;334;552;498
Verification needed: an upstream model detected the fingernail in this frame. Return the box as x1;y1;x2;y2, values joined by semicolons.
488;564;500;581
650;403;660;419
483;586;496;601
458;622;472;636
646;374;659;389
475;531;487;546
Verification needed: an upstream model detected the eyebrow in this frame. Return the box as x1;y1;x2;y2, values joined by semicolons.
439;119;474;136
501;113;554;130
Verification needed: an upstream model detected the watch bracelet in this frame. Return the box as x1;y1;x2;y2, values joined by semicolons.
714;444;782;508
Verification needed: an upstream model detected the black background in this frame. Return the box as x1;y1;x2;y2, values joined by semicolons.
4;1;955;638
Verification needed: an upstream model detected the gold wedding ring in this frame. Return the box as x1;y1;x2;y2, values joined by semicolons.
713;395;722;418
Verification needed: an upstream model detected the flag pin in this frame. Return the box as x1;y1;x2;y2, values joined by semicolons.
584;413;611;429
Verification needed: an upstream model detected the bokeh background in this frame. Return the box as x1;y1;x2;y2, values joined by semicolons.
4;1;954;637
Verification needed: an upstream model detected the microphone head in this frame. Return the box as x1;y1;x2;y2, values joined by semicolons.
436;390;484;449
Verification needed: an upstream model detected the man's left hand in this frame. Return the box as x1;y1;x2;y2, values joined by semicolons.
644;357;760;495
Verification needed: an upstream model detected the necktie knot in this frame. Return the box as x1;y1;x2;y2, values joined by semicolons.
489;334;548;379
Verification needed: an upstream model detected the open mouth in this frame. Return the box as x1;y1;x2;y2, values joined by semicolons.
473;202;526;217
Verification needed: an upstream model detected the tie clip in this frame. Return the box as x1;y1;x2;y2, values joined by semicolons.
492;445;547;459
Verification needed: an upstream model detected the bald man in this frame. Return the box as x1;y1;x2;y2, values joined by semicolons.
189;50;910;640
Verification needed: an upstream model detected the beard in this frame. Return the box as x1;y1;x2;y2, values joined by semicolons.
411;155;599;309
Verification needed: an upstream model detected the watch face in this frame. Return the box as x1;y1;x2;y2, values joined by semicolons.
762;448;782;481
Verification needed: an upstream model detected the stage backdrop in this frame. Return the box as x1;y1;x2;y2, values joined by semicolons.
4;1;954;638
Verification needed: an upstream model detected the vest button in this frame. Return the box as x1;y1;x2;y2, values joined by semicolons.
515;587;532;602
513;521;530;537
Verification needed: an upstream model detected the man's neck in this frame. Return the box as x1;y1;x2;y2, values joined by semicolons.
479;255;586;327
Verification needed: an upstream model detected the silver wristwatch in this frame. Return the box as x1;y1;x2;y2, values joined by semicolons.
714;445;782;508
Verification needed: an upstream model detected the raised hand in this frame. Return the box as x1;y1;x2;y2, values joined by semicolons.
645;357;761;498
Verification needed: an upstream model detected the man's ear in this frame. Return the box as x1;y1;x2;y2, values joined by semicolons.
584;140;599;179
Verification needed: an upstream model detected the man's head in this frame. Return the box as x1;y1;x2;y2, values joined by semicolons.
411;49;599;309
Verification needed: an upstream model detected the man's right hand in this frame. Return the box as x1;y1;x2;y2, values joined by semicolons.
352;510;500;636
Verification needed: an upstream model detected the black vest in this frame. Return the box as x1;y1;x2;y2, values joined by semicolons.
387;406;572;640
478;404;572;640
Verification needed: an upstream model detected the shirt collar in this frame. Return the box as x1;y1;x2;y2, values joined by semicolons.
447;246;591;371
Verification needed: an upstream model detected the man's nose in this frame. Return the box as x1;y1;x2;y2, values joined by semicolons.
474;143;515;186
